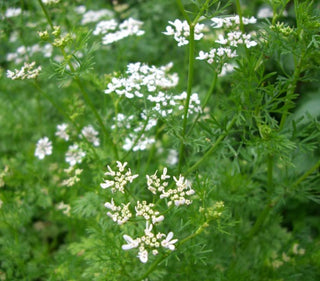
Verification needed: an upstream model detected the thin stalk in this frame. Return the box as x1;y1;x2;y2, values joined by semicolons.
267;154;273;193
177;0;214;171
38;0;53;29
293;159;320;188
279;0;305;130
176;0;191;24
192;0;212;26
38;0;119;159
235;0;244;32
187;71;218;136
242;200;275;249
185;116;236;176
178;24;195;171
279;54;304;130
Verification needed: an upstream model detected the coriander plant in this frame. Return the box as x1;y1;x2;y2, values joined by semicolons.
0;0;320;280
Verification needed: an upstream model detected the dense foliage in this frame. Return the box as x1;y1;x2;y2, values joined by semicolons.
0;0;319;280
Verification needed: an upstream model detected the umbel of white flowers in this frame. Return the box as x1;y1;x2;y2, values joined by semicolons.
100;161;195;263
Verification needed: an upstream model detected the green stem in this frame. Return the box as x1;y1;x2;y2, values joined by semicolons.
235;0;244;32
178;24;195;171
242;200;275;249
267;154;273;193
38;0;54;29
279;55;304;130
38;0;119;159
192;0;212;26
185;116;237;176
187;71;218;136
176;0;191;24
279;0;305;130
293;159;320;188
177;0;216;171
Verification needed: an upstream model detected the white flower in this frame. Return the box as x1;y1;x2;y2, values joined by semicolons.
81;9;114;25
5;8;21;18
42;0;60;4
166;149;179;166
93;19;118;35
56;201;71;215
75;5;86;14
257;6;273;19
122;234;140;250
105;201;132;224
80;125;100;146
138;249;148;263
35;137;52;160
7;62;41;80
211;15;257;28
97;17;145;45
163;19;205;47
55;123;69;141
65;144;86;166
100;161;138;193
215;34;228;45
161;232;178;250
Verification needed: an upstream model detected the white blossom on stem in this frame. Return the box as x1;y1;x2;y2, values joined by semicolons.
35;137;52;160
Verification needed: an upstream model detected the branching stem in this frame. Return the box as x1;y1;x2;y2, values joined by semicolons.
38;0;119;159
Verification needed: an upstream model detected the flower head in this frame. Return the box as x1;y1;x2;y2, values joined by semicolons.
163;19;205;46
35;137;52;160
7;62;42;80
55;123;69;141
122;234;140;250
65;144;86;166
161;232;178;250
100;161;138;193
80;125;100;146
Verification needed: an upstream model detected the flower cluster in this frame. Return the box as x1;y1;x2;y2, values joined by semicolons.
111;113;156;151
104;62;178;98
4;7;21;18
35;137;52;160
42;0;60;5
163;19;206;46
210;15;257;28
65;144;86;167
80;125;100;147
147;169;195;206
56;201;71;216
0;166;9;188
105;62;201;151
196;15;258;66
100;162;195;263
55;123;69;141
35;123;100;172
61;166;83;187
101;161;139;193
104;199;132;224
93;17;145;45
81;9;114;25
7;62;42;80
122;222;178;263
6;43;53;64
135;201;164;224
